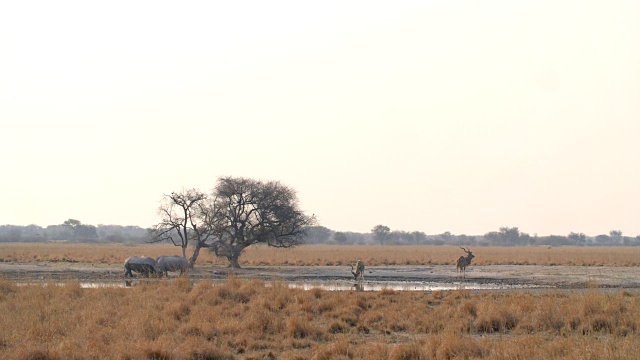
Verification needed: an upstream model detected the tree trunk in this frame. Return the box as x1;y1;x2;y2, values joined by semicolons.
227;252;241;269
189;241;204;267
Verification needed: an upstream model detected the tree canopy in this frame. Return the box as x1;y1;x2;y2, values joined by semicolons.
150;177;315;268
207;177;315;268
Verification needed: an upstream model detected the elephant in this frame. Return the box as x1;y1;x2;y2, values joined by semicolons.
156;256;191;277
124;256;160;278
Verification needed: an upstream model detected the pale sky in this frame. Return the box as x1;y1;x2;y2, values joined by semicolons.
1;1;639;237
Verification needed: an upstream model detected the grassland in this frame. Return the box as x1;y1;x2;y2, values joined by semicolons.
1;276;639;359
1;244;639;359
2;243;640;267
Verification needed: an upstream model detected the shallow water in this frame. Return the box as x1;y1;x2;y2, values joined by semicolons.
73;279;543;291
286;280;542;292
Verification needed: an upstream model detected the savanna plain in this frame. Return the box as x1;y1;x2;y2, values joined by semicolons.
1;244;640;359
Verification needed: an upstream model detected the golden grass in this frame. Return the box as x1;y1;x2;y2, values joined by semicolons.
0;276;638;359
2;243;640;266
0;243;227;266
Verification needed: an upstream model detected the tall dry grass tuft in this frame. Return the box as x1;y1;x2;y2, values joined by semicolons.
428;332;488;360
311;338;351;360
0;277;17;300
388;341;427;360
0;276;639;359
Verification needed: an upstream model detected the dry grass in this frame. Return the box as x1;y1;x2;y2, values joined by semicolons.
0;276;638;359
1;243;640;266
0;243;227;266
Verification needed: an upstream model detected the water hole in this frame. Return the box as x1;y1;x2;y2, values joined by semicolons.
70;279;543;291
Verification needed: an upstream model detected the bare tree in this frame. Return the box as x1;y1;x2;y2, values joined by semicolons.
206;177;315;268
149;189;213;266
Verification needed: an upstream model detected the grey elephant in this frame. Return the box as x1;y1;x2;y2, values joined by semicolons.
156;256;191;277
124;256;161;278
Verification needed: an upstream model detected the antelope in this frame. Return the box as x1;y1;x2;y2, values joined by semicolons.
456;247;475;279
350;260;365;281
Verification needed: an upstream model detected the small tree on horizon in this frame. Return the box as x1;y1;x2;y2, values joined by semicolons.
62;219;98;240
371;225;391;245
610;230;623;245
334;232;347;245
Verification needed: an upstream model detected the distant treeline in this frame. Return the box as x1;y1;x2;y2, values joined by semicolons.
0;221;148;244
1;221;639;247
304;226;640;247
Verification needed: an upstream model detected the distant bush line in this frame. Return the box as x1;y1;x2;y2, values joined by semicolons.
0;224;149;244
304;226;640;247
1;222;639;247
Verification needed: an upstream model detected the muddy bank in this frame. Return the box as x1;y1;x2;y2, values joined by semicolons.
1;262;639;292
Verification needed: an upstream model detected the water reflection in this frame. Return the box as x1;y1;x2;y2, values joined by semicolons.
84;282;128;288
286;281;540;292
50;280;541;291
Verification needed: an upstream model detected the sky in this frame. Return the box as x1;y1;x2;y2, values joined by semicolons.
1;1;639;237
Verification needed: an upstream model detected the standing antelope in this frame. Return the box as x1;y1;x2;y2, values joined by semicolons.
351;260;365;281
456;247;475;279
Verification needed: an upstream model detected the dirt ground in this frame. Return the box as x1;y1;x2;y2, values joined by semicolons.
2;261;639;292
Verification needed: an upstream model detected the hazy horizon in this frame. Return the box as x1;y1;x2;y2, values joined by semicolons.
2;1;639;237
0;220;634;239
